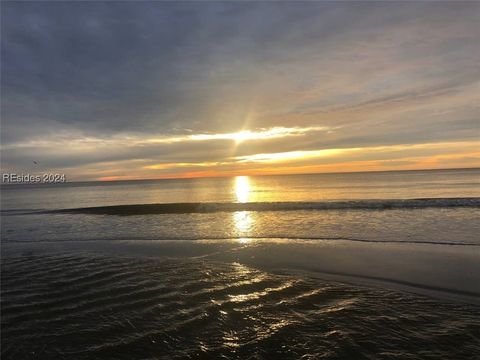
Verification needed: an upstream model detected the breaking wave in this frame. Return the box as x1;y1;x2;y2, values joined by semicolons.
28;197;480;216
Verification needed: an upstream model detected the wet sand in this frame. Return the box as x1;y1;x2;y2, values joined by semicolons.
2;241;480;359
3;238;479;304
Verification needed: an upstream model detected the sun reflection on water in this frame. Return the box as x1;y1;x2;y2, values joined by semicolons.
233;176;255;244
233;211;252;232
233;211;254;244
234;176;250;203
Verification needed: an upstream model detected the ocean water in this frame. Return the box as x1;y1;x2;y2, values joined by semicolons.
1;168;480;359
2;168;480;244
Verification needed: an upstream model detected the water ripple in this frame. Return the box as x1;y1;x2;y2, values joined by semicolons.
2;252;480;359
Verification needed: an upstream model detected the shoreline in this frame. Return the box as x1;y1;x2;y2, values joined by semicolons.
3;237;479;305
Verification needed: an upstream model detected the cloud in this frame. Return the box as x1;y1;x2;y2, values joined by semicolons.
1;2;479;179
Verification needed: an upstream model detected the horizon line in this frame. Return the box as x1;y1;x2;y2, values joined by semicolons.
3;166;478;186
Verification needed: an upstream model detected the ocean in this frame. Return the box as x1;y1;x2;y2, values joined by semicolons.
1;168;480;359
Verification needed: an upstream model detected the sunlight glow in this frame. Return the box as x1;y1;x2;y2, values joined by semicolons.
0;126;334;151
144;161;225;170
236;148;348;163
190;126;329;144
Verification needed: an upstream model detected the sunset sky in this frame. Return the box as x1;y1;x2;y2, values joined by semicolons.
1;2;479;181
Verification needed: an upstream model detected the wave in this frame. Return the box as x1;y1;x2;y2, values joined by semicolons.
2;236;479;247
37;197;480;215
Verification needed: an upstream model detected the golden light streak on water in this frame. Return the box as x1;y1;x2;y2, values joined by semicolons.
235;176;250;203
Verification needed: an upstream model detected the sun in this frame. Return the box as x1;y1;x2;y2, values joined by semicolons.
230;130;255;144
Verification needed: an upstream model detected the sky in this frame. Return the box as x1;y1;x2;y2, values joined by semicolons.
1;1;479;181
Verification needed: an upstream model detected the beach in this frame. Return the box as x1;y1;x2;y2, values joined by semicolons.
2;241;480;359
3;1;480;357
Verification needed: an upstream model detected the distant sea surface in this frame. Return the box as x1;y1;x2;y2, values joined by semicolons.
2;168;480;359
2;168;480;244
